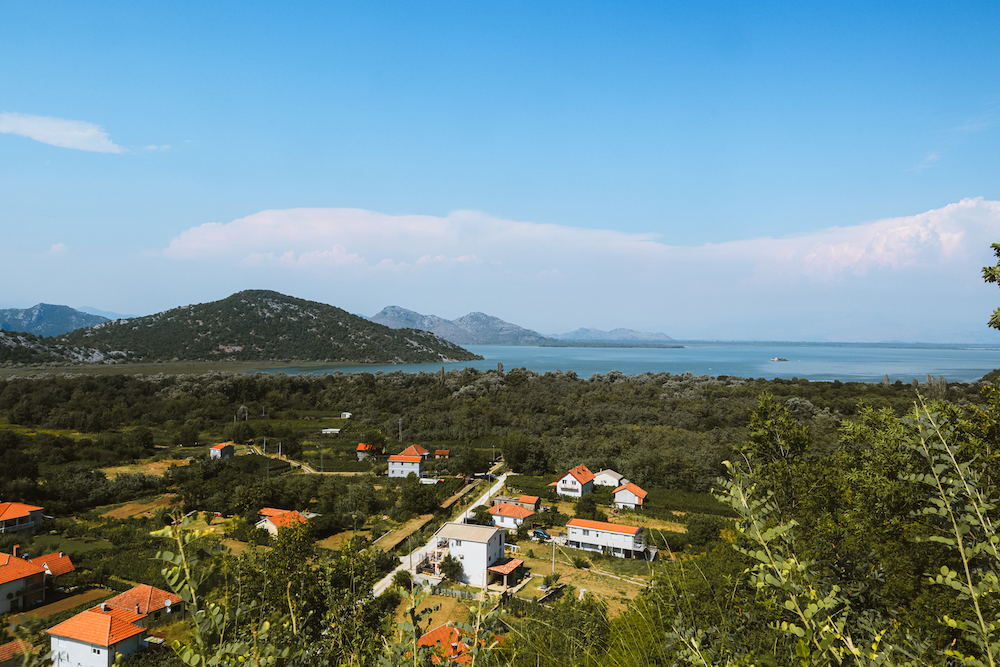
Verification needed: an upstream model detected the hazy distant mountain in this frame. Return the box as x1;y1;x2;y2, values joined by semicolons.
372;306;552;345
50;290;481;364
0;303;108;336
552;327;674;342
77;306;135;320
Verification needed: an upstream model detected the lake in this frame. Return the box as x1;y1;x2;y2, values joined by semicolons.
264;343;1000;383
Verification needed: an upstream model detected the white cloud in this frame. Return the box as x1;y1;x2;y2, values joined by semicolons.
160;198;1000;341
145;144;170;151
40;243;69;257
0;112;125;153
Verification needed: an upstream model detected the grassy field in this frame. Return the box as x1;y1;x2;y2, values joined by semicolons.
392;592;475;629
30;533;113;556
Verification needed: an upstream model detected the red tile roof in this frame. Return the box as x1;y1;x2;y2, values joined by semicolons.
389;455;422;462
487;558;523;576
0;640;27;664
399;445;429;457
30;552;75;576
258;507;288;517
209;443;231;450
567;518;641;535
0;554;44;585
551;465;595;486
435;450;450;456
47;608;146;647
0;503;42;522
105;584;181;615
356;443;378;452
518;495;539;505
268;510;307;528
613;482;648;500
488;504;534;520
87;604;146;625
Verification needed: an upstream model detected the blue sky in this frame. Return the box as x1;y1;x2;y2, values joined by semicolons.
2;2;999;342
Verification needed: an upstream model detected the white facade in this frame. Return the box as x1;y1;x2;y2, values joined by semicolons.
553;471;593;498
565;519;645;558
50;632;144;667
488;504;534;530
593;469;626;488
613;483;647;509
431;523;504;588
388;456;424;478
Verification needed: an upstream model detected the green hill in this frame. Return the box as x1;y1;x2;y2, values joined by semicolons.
53;290;481;364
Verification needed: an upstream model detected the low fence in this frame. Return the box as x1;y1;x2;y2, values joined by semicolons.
432;586;477;601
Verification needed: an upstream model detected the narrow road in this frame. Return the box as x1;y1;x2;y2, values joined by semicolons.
371;472;509;597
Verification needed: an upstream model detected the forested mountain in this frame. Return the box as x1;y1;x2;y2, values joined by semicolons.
0;303;108;336
49;290;481;364
372;306;552;345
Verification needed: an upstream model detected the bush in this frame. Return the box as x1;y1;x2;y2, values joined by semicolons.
684;513;727;551
571;555;589;569
391;569;412;590
542;573;561;587
440;553;464;582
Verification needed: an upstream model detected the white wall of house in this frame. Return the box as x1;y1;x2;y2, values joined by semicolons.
388;459;423;478
435;524;505;588
0;573;44;613
554;474;593;498
50;633;145;667
490;514;522;530
614;488;643;509
593;471;624;487
566;524;645;558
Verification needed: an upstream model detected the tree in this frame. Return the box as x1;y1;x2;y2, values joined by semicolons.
440;553;464;582
982;242;1000;329
472;504;494;526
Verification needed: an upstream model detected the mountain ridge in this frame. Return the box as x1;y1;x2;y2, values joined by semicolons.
371;306;551;345
0;303;108;337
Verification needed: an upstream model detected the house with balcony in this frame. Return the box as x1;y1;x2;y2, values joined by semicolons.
0;552;46;613
548;465;595;498
0;503;44;534
420;523;506;588
565;518;646;559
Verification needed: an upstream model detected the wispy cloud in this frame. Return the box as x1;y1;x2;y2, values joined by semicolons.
0;112;125;153
144;144;171;151
911;152;940;172
40;243;69;257
159;198;1000;341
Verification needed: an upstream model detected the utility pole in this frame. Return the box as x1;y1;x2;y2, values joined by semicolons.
398;418;402;441
552;541;555;574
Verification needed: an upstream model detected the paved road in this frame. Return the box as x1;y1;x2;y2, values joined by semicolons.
371;472;509;597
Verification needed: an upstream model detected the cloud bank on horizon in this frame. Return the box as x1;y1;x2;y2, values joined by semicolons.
159;198;1000;343
0;112;125;154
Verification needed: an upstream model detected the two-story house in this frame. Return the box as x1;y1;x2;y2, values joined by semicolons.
548;465;595;498
0;503;44;534
427;523;506;588
104;584;183;627
388;454;424;478
565;518;646;559
593;469;627;488
488;503;535;530
48;603;147;667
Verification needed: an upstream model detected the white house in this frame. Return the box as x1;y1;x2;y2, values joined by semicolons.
565;518;646;559
0;552;46;613
426;523;505;588
388;454;424;478
548;465;595;498
487;503;535;530
341;412;352;419
255;508;308;535
48;604;147;667
613;482;648;509
0;502;44;534
593;469;627;488
356;442;379;461
209;443;234;459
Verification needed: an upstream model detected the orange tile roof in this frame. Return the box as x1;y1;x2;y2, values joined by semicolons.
0;639;27;663
30;552;75;576
487;558;523;575
87;604;146;625
105;584;182;615
566;518;641;535
209;443;231;450
435;450;450;456
518;495;539;505
0;503;42;522
554;465;594;486
613;482;648;500
399;445;429;457
258;507;289;517
389;455;422;462
268;510;307;528
0;554;45;585
417;624;471;665
356;443;378;451
488;504;534;520
47;608;146;647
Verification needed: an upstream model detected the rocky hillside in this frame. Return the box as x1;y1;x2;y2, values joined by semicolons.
371;306;551;345
0;330;120;365
0;304;108;336
51;291;481;364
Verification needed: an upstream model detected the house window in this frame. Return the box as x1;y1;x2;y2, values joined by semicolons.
583;530;590;536
454;540;462;546
92;649;101;654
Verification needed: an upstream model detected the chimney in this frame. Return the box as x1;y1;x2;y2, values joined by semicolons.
12;545;18;558
136;604;140;614
101;603;108;612
58;552;63;558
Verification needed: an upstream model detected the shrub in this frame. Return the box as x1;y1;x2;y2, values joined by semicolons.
571;555;589;569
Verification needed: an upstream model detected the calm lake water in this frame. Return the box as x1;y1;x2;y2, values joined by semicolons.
266;343;1000;383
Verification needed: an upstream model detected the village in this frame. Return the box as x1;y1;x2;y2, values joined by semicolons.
0;425;701;667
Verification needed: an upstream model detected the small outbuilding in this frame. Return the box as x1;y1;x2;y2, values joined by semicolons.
209;443;234;460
